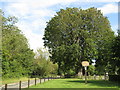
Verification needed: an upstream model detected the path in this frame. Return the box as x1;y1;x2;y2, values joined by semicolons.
1;77;57;90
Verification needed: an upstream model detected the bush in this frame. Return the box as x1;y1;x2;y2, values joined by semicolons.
31;48;58;77
109;75;120;82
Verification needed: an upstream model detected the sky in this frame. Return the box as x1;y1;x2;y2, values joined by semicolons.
0;0;119;51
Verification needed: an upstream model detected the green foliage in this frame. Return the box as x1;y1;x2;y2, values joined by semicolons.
88;65;95;76
32;48;58;77
0;9;2;80
109;75;120;83
43;7;115;75
110;30;120;75
1;9;35;78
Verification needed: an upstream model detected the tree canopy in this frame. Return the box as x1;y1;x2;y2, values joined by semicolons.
110;30;120;75
1;9;35;78
43;7;115;76
32;48;58;77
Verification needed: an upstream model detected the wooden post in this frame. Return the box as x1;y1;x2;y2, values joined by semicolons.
40;78;41;84
19;81;21;90
44;78;45;82
94;75;96;80
5;84;7;90
28;79;30;88
48;76;49;81
35;78;36;85
85;67;87;84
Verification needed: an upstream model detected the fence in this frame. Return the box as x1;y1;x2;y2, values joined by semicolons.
79;75;109;80
1;75;109;90
1;76;60;90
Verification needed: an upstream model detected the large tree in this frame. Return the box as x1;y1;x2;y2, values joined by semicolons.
43;7;114;75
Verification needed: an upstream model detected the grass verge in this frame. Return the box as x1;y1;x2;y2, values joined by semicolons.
2;77;35;85
30;78;120;88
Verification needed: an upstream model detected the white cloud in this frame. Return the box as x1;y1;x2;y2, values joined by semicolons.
33;9;56;17
4;0;79;51
15;21;44;51
27;33;44;52
111;25;118;35
4;2;55;51
1;0;119;3
6;3;29;17
86;0;119;2
1;0;77;7
98;4;118;15
27;0;77;8
2;0;118;51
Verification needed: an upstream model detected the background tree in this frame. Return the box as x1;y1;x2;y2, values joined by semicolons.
1;9;35;78
43;7;115;76
110;30;120;75
32;48;58;77
0;9;2;78
87;65;95;76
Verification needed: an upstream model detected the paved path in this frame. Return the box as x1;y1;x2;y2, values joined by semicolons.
1;77;58;90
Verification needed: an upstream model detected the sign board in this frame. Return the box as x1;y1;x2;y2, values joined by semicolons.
82;61;89;66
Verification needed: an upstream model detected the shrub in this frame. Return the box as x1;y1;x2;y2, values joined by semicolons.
109;75;120;82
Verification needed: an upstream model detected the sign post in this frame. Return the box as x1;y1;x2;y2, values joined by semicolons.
82;61;89;84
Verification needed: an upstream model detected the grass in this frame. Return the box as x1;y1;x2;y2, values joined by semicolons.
30;78;120;88
2;77;35;85
1;75;56;85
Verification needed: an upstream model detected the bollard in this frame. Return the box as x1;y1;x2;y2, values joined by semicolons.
19;81;21;90
5;84;7;90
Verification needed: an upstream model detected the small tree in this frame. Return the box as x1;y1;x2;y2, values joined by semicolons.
88;65;95;76
32;48;58;77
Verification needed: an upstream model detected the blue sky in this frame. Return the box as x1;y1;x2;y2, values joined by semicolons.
0;0;119;51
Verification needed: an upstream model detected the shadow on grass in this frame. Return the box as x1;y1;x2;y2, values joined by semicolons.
67;80;120;88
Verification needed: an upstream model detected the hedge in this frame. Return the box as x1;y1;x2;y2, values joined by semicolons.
109;75;120;82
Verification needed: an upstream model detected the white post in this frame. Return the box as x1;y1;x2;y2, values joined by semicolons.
84;66;87;84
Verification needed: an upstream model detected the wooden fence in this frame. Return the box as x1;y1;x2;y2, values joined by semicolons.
1;75;108;90
2;76;60;90
79;75;109;80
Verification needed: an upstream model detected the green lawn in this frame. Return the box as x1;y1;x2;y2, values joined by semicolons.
30;78;119;88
